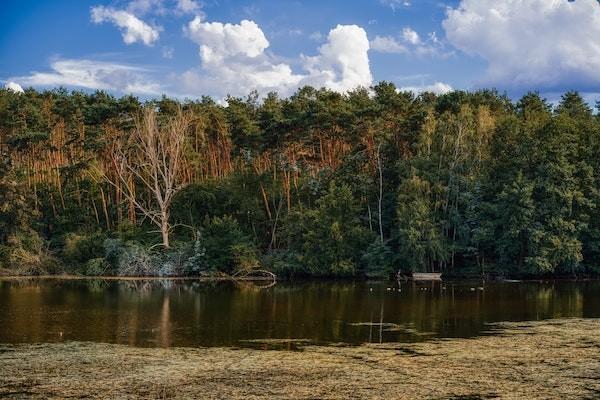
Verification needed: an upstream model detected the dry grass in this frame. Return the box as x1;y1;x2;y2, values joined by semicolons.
1;318;599;399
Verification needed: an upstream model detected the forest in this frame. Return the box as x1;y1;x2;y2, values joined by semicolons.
0;83;598;278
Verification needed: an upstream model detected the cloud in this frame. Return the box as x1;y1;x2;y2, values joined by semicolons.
443;0;600;91
10;59;161;95
127;0;166;15
180;17;301;96
400;81;453;94
4;81;24;93
370;36;408;54
380;0;411;12
401;27;420;45
6;18;374;99
303;25;372;92
309;31;324;41
175;0;202;15
91;6;160;46
370;27;449;57
162;46;174;59
124;0;202;17
177;64;302;100
180;19;372;98
186;18;269;63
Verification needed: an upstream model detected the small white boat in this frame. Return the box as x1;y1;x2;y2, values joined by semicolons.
411;272;442;281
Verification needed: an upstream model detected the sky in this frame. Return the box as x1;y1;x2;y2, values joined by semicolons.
1;0;599;103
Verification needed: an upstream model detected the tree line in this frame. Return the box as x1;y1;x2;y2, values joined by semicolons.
0;84;598;278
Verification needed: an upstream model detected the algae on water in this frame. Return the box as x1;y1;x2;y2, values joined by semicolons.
1;318;599;399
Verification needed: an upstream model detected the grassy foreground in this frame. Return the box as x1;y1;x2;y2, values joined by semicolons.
1;319;599;399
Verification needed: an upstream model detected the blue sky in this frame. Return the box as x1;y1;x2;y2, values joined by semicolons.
1;0;599;103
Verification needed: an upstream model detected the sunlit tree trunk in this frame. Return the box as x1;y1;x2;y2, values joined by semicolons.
376;142;384;243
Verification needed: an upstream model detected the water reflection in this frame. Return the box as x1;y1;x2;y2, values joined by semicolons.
0;279;597;348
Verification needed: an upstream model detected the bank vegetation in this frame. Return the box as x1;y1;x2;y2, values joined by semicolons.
1;85;599;278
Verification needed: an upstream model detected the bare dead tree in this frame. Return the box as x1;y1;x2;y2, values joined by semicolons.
103;106;191;248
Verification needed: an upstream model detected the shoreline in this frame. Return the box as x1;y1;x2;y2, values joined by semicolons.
0;274;274;282
1;273;599;283
1;318;598;399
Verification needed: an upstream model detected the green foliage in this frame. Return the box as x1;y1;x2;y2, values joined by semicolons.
61;232;106;268
183;233;208;275
473;93;595;274
0;232;44;270
491;172;536;270
0;151;50;271
102;239;158;276
83;258;110;276
361;239;394;278
201;215;258;274
0;86;598;277
395;172;446;272
284;183;375;276
0;154;33;244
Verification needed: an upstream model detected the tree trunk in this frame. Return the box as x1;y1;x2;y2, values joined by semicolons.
161;210;170;249
377;143;384;243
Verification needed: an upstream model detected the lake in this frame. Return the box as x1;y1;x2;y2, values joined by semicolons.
1;278;599;348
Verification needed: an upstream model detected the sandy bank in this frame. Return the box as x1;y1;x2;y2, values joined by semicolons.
1;318;599;399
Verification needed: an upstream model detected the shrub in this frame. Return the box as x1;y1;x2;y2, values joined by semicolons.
103;238;158;276
231;243;259;272
0;231;54;274
61;232;106;267
362;240;394;279
263;251;307;278
117;243;156;276
115;221;146;243
183;233;210;275
84;258;110;276
202;215;257;274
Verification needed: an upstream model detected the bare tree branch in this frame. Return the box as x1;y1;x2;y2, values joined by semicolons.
100;106;191;248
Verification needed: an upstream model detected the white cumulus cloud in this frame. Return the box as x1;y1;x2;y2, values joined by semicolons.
180;19;372;98
6;19;375;99
91;6;160;46
186;17;269;63
303;24;372;92
11;59;161;95
4;81;24;93
443;0;600;91
180;17;301;96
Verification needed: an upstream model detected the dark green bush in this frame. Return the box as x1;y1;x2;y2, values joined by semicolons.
362;240;394;279
201;215;258;274
61;232;106;268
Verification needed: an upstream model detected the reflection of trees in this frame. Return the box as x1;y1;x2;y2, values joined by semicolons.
233;280;276;290
158;294;171;347
0;279;597;347
86;279;111;292
523;283;582;319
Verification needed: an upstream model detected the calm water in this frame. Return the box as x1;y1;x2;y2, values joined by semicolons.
0;279;599;348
